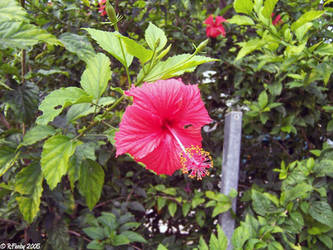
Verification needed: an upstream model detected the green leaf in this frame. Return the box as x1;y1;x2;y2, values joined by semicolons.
234;0;254;14
182;202;191;217
327;120;333;132
236;39;266;60
295;23;313;41
0;146;19;177
280;183;313;205
291;10;325;31
228;15;255;25
0;0;28;21
318;235;333;249
145;22;167;52
120;36;153;63
36;87;92;125
262;0;278;19
198;236;209;250
113;235;130;246
59;32;96;63
258;91;268;109
41;135;82;190
309;201;333;227
121;231;147;243
251;189;277;216
232;224;251;249
157;196;166;211
83;227;105;240
66;97;115;123
4;81;39;123
212;202;232;217
84;28;133;67
157;244;168;250
142;54;217;82
86;240;104;250
168;202;177;217
21;125;56;146
0;20;61;49
78;159;105;210
267;241;284;250
80;53;111;99
15;163;43;223
196;210;205;227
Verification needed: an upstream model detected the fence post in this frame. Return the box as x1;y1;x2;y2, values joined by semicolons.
219;111;242;249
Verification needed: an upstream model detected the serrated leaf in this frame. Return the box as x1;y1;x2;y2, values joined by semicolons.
309;201;333;227
145;22;167;52
157;244;168;250
66;97;115;123
209;225;228;250
280;183;313;205
0;20;61;49
234;0;254;14
232;224;251;249
252;189;277;215
84;28;133;67
4;81;39;123
36;87;92;125
228;15;255;25
262;0;278;18
168;202;177;217
15;163;43;223
212;202;231;217
291;10;325;31
120;36;153;63
236;39;266;60
121;231;147;243
258;91;268;109
0;146;19;177
78;159;105;210
0;0;27;21
41;135;82;189
80;53;111;99
21;125;56;146
59;32;96;62
142;54;216;82
83;227;105;240
198;236;209;250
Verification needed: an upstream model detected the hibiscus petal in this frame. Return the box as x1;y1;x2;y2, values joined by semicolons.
217;26;226;37
215;16;226;25
126;79;185;121
204;15;215;25
174;84;212;127
115;105;163;158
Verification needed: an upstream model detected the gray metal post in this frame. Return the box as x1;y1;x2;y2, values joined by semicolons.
219;111;242;249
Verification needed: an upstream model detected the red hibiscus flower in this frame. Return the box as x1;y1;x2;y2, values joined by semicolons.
204;15;227;38
272;13;282;26
98;0;106;16
115;79;213;179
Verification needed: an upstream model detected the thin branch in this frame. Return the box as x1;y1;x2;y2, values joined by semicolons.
68;230;91;242
0;218;20;225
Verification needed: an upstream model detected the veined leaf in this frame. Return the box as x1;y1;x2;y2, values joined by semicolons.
59;32;96;63
262;0;278;19
66;97;115;123
0;0;27;21
209;225;228;250
0;146;19;177
21;125;56;146
168;202;177;217
78;159;105;210
119;36;153;63
36;87;93;125
141;54;217;82
121;231;147;243
84;28;133;67
309;201;333;227
80;53;111;100
0;20;61;49
228;15;255;25
41;135;82;190
15;163;43;224
234;0;254;15
291;10;325;31
236;39;266;60
145;22;167;52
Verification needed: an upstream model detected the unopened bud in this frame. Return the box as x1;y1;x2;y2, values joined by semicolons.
106;0;117;24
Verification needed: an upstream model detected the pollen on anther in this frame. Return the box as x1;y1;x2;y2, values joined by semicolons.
180;145;213;180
